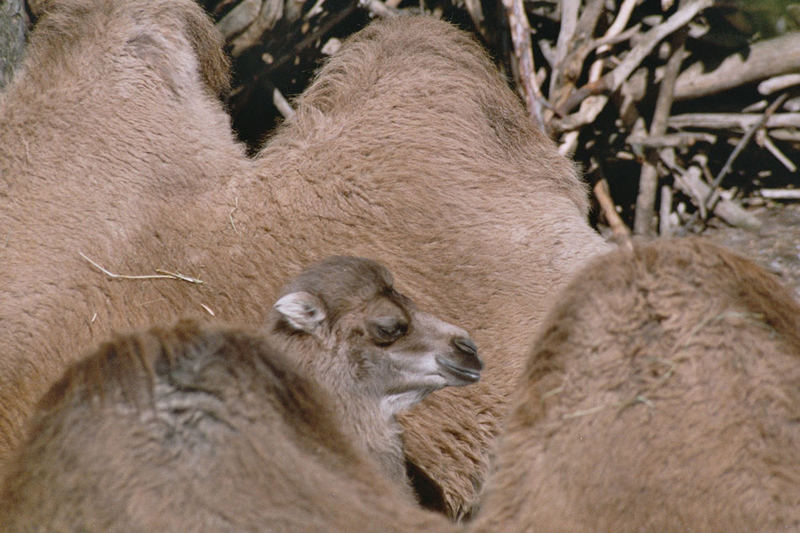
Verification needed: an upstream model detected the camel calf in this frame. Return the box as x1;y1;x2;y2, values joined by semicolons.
0;257;476;531
268;256;482;492
473;238;800;533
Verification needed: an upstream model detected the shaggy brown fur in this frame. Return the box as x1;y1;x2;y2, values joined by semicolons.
0;319;458;532
0;0;248;461
472;238;800;532
0;3;610;515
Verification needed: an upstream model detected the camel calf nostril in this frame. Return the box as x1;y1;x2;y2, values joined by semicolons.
452;337;482;367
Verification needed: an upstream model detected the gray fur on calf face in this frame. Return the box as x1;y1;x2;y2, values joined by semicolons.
270;256;483;414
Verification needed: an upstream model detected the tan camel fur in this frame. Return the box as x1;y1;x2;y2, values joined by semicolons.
0;1;610;515
472;238;800;533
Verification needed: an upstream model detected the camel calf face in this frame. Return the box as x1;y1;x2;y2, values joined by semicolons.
272;256;482;414
269;256;482;490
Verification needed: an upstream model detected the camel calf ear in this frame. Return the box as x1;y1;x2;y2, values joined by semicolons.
273;292;327;333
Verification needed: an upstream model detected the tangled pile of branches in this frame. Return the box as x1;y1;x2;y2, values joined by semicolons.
202;0;800;237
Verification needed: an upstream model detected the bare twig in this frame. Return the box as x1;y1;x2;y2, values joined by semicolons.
756;129;797;172
216;0;261;40
358;0;398;18
668;112;800;131
559;0;713;116
659;185;674;237
549;0;581;96
674;32;800;100
556;1;641;135
225;0;284;57
634;4;689;236
272;87;295;119
769;128;800;142
79;252;204;285
594;178;631;239
669;166;761;230
759;74;800;96
463;0;485;37
627;132;717;148
703;93;789;213
0;0;28;90
597;0;638;56
761;189;800;200
503;0;546;131
560;0;606;84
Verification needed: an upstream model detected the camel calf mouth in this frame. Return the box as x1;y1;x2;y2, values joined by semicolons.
436;352;482;384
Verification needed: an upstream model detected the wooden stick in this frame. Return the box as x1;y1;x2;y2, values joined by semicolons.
272;87;295;119
556;2;641;135
756;129;798;172
216;0;261;40
226;0;284;57
759;74;800;96
559;0;712;116
761;189;800;200
549;0;581;96
358;0;399;18
627;132;717;148
550;0;606;114
633;6;688;236
463;0;485;36
594;178;631;239
659;185;674;237
503;0;546;131
668;112;800;131
669;167;761;230
769;129;800;142
703;93;789;212
674;32;800;100
0;0;27;90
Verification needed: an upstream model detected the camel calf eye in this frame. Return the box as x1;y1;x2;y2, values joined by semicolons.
368;317;408;344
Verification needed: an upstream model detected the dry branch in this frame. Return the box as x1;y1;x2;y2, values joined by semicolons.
559;0;713;117
759;74;800;96
756;129;797;172
659;184;674;237
216;0;263;39
550;0;581;96
761;189;800;200
503;0;546;131
359;0;399;18
272;86;295;119
633;2;689;236
668;112;800;131
674;32;800;101
703;93;790;213
225;0;283;57
671;167;761;230
594;178;631;239
627;132;717;148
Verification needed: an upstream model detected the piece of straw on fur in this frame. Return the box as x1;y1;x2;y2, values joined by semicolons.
79;252;204;285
